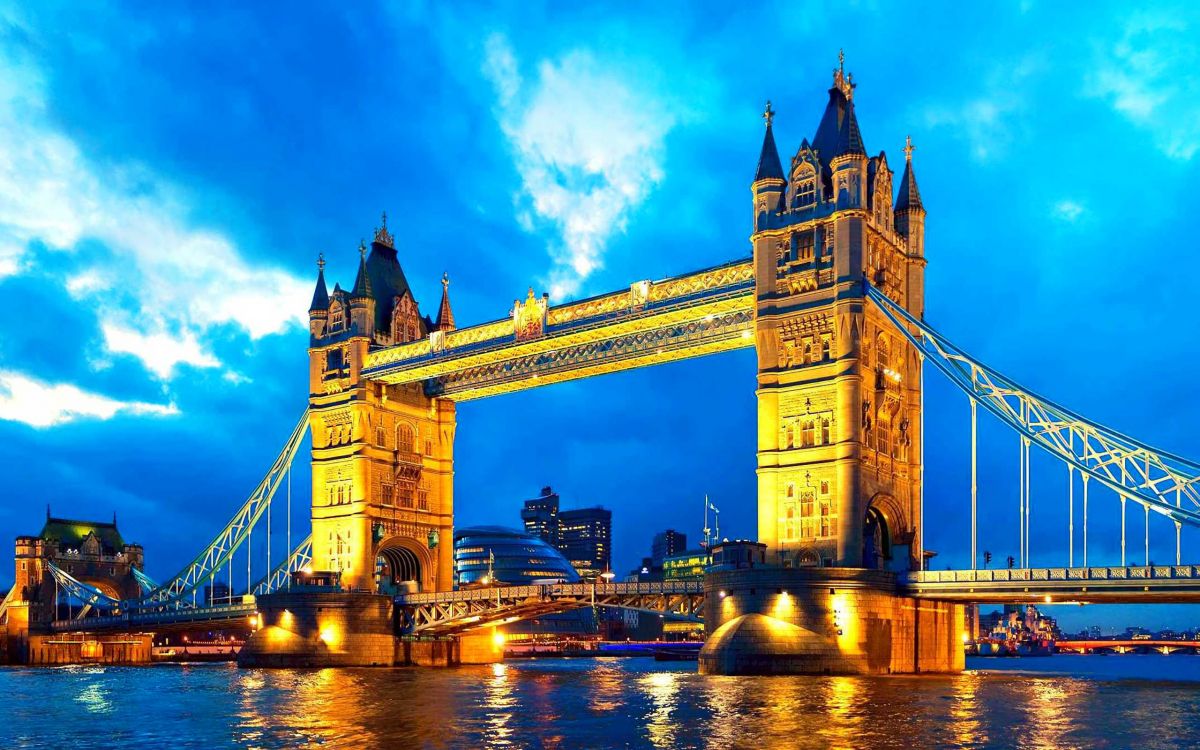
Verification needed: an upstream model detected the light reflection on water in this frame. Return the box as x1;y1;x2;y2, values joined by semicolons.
2;656;1200;748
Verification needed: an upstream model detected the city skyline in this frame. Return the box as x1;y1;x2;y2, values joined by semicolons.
2;2;1200;632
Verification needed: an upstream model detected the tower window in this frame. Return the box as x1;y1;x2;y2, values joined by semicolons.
794;178;816;208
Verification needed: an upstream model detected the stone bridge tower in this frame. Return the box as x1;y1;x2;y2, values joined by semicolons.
752;56;926;570
306;216;456;592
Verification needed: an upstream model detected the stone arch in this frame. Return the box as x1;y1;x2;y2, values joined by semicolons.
374;535;433;594
863;493;907;570
795;548;821;568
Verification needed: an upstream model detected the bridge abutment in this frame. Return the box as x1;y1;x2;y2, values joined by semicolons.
699;567;963;675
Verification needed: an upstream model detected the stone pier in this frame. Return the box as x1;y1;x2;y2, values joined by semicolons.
238;588;502;668
699;566;963;675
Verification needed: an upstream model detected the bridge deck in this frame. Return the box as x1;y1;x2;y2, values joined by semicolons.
905;565;1200;603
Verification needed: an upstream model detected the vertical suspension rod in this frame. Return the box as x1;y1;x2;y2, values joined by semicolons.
1083;474;1090;568
1120;496;1127;567
1144;503;1149;567
1018;399;1026;568
1024;436;1031;568
971;397;977;570
1068;427;1075;568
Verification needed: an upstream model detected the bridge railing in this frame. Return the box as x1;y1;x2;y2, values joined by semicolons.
909;565;1200;584
397;580;704;605
50;601;257;632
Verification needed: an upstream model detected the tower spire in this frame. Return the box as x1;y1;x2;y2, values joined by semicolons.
896;135;923;211
753;100;784;183
351;241;373;298
308;253;330;312
435;272;455;332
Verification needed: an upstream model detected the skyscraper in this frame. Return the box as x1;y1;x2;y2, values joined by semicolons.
521;486;560;545
558;507;611;579
651;529;687;567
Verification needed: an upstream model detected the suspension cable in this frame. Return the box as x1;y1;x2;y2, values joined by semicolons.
1120;496;1127;567
1083;473;1090;568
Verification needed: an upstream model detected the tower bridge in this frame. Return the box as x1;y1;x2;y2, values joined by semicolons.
6;55;1200;673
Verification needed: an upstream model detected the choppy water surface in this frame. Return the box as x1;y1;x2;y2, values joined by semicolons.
3;655;1199;748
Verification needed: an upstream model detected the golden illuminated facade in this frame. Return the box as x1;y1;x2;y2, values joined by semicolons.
307;216;456;592
753;57;926;568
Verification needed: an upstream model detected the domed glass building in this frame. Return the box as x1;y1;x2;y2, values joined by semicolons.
453;526;580;587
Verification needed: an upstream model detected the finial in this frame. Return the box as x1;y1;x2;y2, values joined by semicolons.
442;271;449;289
359;239;367;259
833;49;854;100
372;211;395;247
762;100;774;128
904;135;915;161
317;252;326;272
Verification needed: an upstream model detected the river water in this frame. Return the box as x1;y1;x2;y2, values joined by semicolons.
2;655;1198;748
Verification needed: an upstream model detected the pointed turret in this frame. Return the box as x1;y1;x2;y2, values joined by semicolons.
309;254;330;338
754;102;785;183
435;272;455;332
309;254;330;312
895;136;923;211
894;135;926;256
351;241;373;299
752;101;787;228
349;241;377;336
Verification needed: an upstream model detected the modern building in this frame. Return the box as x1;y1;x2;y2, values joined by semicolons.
519;487;611;579
651;530;687;567
453;526;579;587
559;506;611;579
520;486;560;546
452;526;592;638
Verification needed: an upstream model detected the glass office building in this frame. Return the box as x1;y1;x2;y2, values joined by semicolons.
453;526;581;587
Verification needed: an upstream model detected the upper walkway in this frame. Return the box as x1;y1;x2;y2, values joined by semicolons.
903;565;1200;603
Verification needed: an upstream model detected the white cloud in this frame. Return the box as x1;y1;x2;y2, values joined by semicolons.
101;323;220;379
922;57;1040;162
0;370;177;428
1087;14;1200;161
1053;199;1085;222
0;42;310;378
482;34;675;299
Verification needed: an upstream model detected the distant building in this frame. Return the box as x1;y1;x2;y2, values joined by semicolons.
521;487;560;546
560;507;612;579
663;549;710;581
517;487;611;579
651;530;687;567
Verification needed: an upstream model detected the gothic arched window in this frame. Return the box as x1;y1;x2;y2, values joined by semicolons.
397;423;416;453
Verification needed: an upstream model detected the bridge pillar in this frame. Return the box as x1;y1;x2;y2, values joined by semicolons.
699;566;963;675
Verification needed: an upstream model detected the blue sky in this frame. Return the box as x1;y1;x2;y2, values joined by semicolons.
1;1;1198;632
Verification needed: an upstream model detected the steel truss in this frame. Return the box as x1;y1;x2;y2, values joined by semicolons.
133;409;310;609
252;535;313;597
397;581;705;635
867;284;1200;529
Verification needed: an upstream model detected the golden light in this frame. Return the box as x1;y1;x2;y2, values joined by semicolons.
1043;595;1052;604
492;630;506;648
318;625;340;646
741;330;752;339
961;632;969;643
300;565;313;575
